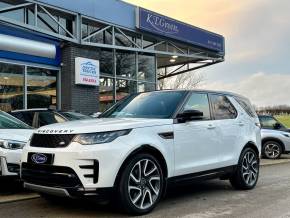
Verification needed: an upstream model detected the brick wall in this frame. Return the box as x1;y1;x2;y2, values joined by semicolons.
61;43;100;115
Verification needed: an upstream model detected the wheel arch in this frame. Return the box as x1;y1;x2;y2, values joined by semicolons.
113;144;168;187
243;141;260;157
262;137;285;153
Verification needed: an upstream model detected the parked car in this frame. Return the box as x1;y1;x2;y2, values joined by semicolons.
258;115;290;159
0;111;34;177
21;90;261;215
10;109;92;128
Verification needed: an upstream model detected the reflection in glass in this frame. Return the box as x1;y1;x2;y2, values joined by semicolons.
116;79;136;101
138;82;156;93
100;49;114;76
138;54;155;82
99;77;114;112
116;50;136;78
183;93;211;120
0;63;24;112
27;67;57;109
0;1;24;23
101;91;186;119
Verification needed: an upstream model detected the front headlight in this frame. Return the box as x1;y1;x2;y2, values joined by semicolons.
73;129;132;145
0;139;26;150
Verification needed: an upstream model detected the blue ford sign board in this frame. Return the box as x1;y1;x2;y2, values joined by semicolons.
75;57;100;86
136;8;225;53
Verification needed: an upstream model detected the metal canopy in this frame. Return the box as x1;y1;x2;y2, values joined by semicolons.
0;0;224;79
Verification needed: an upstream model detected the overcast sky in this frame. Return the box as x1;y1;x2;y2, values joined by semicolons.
125;0;290;107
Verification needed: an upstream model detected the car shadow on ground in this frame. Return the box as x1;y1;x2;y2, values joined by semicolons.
31;179;234;217
0;178;26;195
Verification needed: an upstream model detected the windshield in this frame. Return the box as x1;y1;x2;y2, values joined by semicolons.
59;112;92;121
0;111;32;129
101;91;186;119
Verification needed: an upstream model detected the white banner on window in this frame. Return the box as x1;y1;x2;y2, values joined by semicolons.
75;57;99;86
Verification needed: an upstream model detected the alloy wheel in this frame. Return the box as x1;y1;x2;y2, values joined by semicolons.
128;159;161;210
264;143;280;159
241;151;259;186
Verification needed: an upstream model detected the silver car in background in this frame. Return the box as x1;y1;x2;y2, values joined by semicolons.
259;115;290;159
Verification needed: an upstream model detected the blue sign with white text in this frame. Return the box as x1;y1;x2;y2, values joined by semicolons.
137;8;224;53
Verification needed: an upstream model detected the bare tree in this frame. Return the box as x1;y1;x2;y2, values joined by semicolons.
158;69;204;90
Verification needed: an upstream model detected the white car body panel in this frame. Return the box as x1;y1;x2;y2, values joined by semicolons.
0;129;33;176
35;118;173;134
173;96;261;176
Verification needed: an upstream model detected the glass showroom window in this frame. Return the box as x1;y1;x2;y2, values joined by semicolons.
116;79;136;101
116;50;136;78
138;53;156;83
100;49;114;76
27;67;57;109
0;63;24;112
99;77;114;112
0;2;24;23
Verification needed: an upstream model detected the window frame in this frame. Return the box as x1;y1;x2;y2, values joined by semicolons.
177;91;213;122
234;96;257;118
209;94;238;120
0;61;60;112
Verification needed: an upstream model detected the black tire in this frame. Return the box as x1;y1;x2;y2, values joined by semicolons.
262;141;282;159
117;153;164;215
230;147;259;190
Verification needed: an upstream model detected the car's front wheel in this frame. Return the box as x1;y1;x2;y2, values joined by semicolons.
262;141;282;159
117;153;164;215
230;147;259;190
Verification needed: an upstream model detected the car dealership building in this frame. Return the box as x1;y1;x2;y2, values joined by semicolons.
0;0;225;114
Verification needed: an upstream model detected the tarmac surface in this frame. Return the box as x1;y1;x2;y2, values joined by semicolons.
1;157;290;218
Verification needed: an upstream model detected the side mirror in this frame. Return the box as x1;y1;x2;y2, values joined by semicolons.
177;110;204;122
274;123;282;130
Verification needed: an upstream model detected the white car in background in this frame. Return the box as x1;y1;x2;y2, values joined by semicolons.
0;111;33;177
258;115;290;159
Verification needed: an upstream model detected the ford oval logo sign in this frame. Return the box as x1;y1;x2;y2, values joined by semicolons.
31;153;47;164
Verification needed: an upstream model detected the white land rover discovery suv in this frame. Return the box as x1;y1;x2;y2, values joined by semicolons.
21;90;261;215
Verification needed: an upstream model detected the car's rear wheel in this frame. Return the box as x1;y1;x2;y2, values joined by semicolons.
230;147;259;190
117;153;164;215
262;141;282;159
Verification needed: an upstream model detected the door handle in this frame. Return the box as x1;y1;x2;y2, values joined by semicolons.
207;124;216;129
238;122;244;126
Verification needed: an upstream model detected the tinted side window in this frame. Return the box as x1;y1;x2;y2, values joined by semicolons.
210;95;237;120
12;112;35;126
38;112;66;127
182;93;211;120
235;97;257;118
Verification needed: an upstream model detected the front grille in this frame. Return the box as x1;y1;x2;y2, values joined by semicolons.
21;163;82;188
30;134;76;148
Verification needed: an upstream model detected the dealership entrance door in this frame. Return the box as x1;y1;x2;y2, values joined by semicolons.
0;61;59;112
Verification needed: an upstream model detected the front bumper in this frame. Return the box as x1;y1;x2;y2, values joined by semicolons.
21;162;113;198
0;148;22;176
21;140;133;189
0;157;20;176
23;182;114;199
